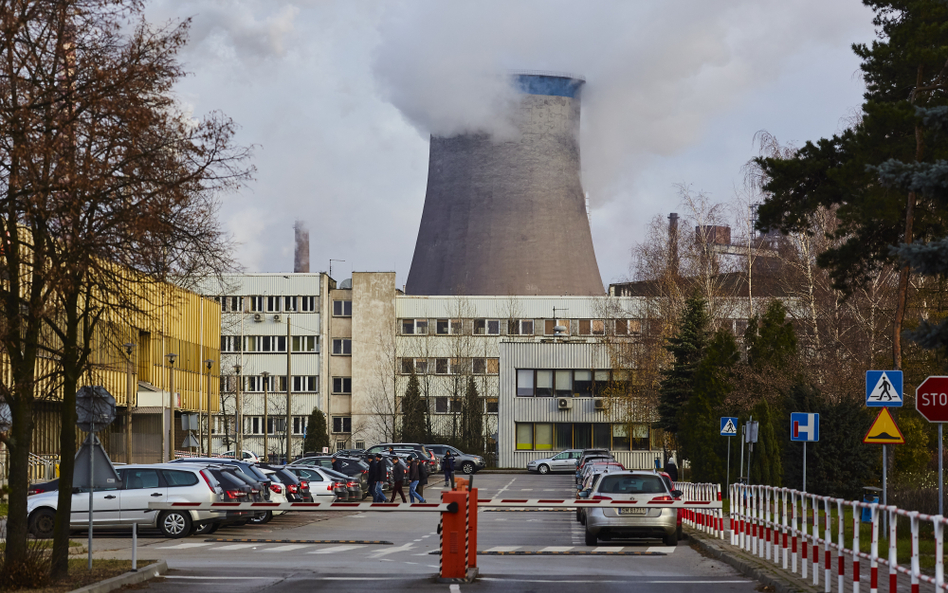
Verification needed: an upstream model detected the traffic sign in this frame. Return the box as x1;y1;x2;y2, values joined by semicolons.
863;408;905;444
790;413;819;442
720;417;738;436
866;370;903;407
916;376;948;423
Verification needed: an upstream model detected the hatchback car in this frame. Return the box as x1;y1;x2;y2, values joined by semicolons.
526;449;583;474
580;470;682;546
285;466;348;501
426;444;486;475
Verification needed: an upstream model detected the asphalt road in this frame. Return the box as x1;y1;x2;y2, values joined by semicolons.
84;472;759;592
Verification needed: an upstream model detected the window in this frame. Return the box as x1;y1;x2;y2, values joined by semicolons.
218;296;243;312
162;470;199;487
516;369;534;396
615;318;642;335
266;296;281;312
516;423;534;450
293;416;305;435
220;336;240;353
435;358;449;374
292;335;318;353
473;358;486;374
434;397;461;414
536;370;553;397
400;358;427;374
535;423;554;450
401;319;428;335
355;440;365;449
244;336;259;352
574;371;593;397
508;319;534;335
124;469;160;489
284;296;297;312
579;319;605;335
544;319;570;335
555;370;572;397
249;296;264;312
332;416;352;433
332;338;352;355
293;376;318;392
474;319;500;335
593;423;611;448
333;300;352;316
592;370;611;396
259;336;286;352
247;416;261;434
300;296;316;312
612;424;630;450
332;377;352;394
486;398;498;413
436;319;462;334
556;424;572;449
631;423;650;450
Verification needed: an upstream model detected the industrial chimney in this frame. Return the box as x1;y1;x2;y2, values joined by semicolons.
294;221;310;273
405;73;604;296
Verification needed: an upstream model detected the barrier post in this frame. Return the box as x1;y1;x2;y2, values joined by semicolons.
870;504;879;593
824;496;831;593
440;490;469;580
802;493;809;579
888;506;897;593
812;495;820;587
837;499;844;593
782;489;789;569
934;516;943;591
853;504;860;593
909;512;919;593
791;491;798;574
468;487;478;569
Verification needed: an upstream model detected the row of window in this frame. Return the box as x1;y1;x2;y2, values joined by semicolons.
397;396;499;414
515;422;657;451
516;369;629;398
400;318;647;336
213;416;307;435
220;375;318;393
221;335;318;353
217;296;318;313
399;357;500;375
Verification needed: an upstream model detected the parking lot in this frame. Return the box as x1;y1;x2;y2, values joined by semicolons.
84;472;758;592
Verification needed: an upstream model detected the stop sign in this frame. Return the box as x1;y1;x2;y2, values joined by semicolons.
916;376;948;422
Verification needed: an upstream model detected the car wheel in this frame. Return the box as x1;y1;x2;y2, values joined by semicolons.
194;522;219;535
663;530;678;547
584;528;597;546
29;508;55;539
249;511;273;524
537;464;550;475
461;462;475;475
158;510;193;538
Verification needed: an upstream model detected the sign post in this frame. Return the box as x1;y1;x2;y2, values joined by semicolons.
916;376;948;516
745;418;758;485
866;370;903;530
790;413;819;492
721;417;738;492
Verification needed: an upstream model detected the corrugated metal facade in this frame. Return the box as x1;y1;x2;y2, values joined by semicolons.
396;295;647;319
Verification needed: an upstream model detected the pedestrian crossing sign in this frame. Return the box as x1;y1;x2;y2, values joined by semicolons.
866;370;903;407
720;417;738;437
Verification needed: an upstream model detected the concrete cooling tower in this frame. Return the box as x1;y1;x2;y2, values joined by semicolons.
405;73;604;296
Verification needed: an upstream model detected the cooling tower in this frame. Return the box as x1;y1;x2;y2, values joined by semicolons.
405;73;604;296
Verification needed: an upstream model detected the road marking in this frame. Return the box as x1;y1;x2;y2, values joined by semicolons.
213;544;257;551
494;477;516;497
593;546;620;553
310;545;361;555
165;576;275;580
484;546;521;552
261;544;310;552
368;542;415;558
156;542;213;550
520;488;534;491
646;546;677;554
540;546;575;552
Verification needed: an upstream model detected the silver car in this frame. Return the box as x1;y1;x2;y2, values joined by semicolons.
526;449;582;474
580;470;681;546
27;463;227;539
426;444;486;475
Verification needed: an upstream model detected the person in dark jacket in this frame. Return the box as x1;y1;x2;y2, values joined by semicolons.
443;451;455;489
416;457;429;497
389;456;407;503
665;458;679;482
408;458;426;503
367;455;381;502
332;457;342;472
373;454;386;501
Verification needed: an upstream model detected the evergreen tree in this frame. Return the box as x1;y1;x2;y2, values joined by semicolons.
748;399;783;486
461;376;484;453
303;408;329;454
657;294;711;436
400;370;427;442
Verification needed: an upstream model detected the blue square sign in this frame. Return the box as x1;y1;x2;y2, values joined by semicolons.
720;417;738;437
790;413;819;442
866;370;903;407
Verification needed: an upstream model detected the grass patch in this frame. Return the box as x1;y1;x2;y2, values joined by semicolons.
0;541;82;552
0;503;7;517
1;559;134;592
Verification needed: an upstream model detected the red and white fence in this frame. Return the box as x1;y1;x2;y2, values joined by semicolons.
679;482;725;539
730;483;948;593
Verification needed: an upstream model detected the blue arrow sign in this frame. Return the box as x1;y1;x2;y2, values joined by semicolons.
720;417;738;437
866;370;903;407
790;413;819;442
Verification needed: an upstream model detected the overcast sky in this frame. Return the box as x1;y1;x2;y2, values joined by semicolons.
145;0;877;290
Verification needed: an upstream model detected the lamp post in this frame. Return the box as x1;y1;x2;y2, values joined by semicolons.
235;364;242;458
261;371;270;463
286;316;292;463
204;359;214;456
123;342;136;464
165;352;177;462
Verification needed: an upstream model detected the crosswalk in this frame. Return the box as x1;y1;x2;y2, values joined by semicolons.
155;542;676;555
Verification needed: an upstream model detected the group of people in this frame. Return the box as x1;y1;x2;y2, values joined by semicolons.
365;449;457;503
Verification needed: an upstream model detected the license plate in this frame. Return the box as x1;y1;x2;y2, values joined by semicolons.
618;507;647;515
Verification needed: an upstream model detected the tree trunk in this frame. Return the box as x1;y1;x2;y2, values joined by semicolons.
3;396;34;569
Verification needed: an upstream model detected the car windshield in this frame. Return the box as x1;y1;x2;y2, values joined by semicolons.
598;475;667;495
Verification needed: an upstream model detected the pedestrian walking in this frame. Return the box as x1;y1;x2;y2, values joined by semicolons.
332;457;342;472
373;454;386;502
443;451;456;489
389;456;407;503
417;456;429;497
408;458;426;503
665;457;679;483
367;454;380;502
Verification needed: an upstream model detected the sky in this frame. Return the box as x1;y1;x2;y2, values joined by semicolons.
144;0;878;290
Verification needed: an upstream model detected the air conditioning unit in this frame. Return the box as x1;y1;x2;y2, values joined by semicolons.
594;398;606;410
273;314;282;322
557;397;572;410
253;312;263;322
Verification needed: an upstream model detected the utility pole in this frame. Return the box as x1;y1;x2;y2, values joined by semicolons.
235;364;242;458
204;359;214;455
165;352;177;462
261;370;270;462
286;316;292;462
124;343;136;464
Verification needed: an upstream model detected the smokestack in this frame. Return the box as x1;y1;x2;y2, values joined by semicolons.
667;213;679;277
294;221;310;273
405;73;604;296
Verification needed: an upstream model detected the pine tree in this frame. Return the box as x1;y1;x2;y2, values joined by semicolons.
400;370;427;442
657;294;711;436
303;408;329;454
462;376;484;453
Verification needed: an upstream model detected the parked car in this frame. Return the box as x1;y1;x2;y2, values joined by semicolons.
291;456;370;495
366;443;437;470
27;463;228;539
322;467;361;501
258;465;306;502
335;449;366;458
579;470;682;546
27;479;59;496
425;444;486;475
526;449;583;474
218;450;260;462
199;467;256;533
575;455;617;484
284;466;348;501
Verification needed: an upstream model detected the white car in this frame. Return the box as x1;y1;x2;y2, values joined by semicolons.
257;467;289;514
218;450;260;462
27;463;227;539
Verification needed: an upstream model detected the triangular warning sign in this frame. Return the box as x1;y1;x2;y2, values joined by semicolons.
722;419;737;434
867;371;903;404
863;408;905;444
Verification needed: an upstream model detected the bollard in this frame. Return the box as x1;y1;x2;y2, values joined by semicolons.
468;488;478;569
870;504;879;593
888;506;897;593
853;505;861;593
440;490;469;580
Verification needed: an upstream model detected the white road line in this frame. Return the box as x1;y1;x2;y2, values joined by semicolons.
261;544;310;553
309;545;361;555
165;576;275;580
520;488;534;491
368;542;415;558
484;546;521;552
646;546;677;554
450;585;461;593
540;546;575;552
494;477;517;497
213;544;258;551
593;546;621;553
156;542;213;550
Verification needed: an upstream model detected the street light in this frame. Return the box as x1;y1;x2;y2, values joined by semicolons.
261;371;270;463
123;342;136;464
165;352;177;462
204;359;214;456
234;363;242;459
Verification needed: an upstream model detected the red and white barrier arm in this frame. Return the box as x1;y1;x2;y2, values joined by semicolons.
474;498;723;509
149;501;459;512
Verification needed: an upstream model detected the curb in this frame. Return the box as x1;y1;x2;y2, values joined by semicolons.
69;560;168;593
687;530;818;593
433;567;479;583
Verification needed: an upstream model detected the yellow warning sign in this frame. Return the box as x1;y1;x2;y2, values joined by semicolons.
863;408;905;444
